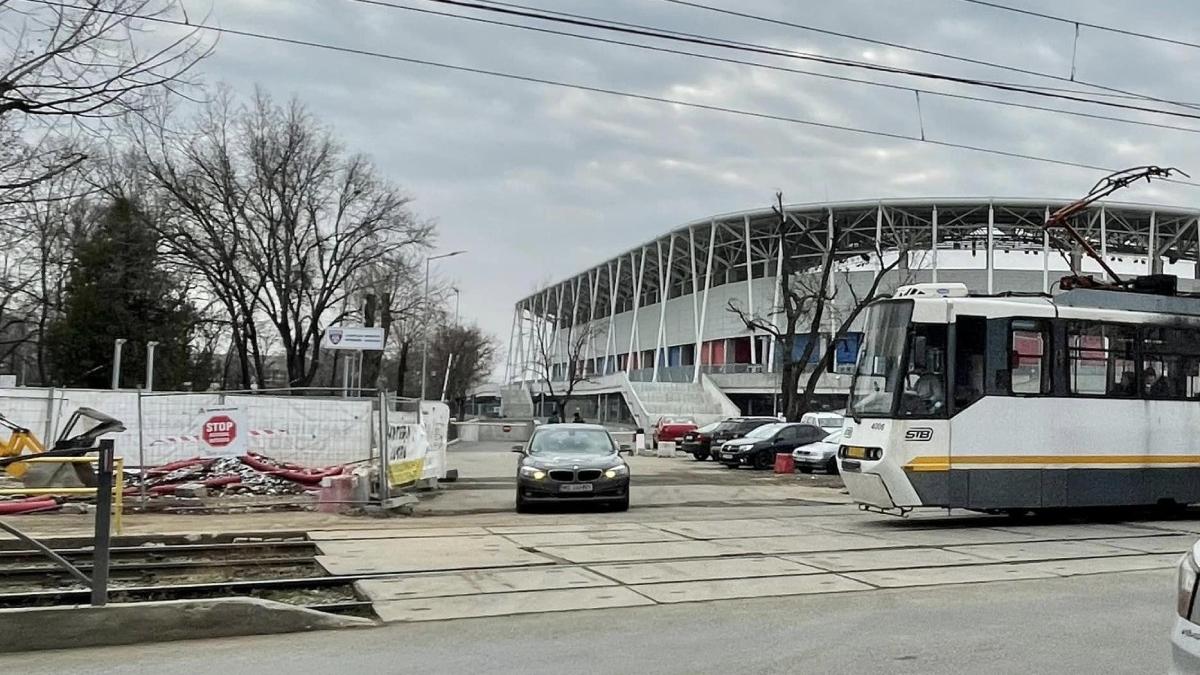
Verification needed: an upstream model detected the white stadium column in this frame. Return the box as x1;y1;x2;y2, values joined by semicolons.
1042;207;1050;294
1149;210;1159;274
931;205;938;283
628;248;647;371
744;215;756;365
694;220;716;383
987;202;995;294
767;226;784;373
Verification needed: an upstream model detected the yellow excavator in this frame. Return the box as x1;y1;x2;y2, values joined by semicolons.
0;408;125;483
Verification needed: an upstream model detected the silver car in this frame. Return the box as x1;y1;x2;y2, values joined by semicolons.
792;429;844;474
1173;540;1200;673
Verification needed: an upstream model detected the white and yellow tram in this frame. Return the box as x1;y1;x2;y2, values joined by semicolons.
841;280;1200;514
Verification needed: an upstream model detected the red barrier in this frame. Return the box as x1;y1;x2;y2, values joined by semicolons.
773;452;795;474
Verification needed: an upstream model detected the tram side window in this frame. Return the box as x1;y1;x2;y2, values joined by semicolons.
1067;322;1136;396
1141;326;1200;400
1010;320;1048;395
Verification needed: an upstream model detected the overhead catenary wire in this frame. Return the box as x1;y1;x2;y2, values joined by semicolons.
953;0;1200;52
657;0;1200;110
25;0;1200;190
410;0;1200;123
347;0;1200;137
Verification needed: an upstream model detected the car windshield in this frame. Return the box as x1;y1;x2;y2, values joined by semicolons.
695;422;720;434
745;423;784;439
822;430;843;444
528;428;615;456
849;300;913;417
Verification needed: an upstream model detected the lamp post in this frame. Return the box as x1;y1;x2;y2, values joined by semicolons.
145;341;159;392
452;287;461;325
420;250;466;401
111;339;127;390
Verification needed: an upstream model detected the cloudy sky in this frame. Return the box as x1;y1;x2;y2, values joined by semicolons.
173;0;1200;370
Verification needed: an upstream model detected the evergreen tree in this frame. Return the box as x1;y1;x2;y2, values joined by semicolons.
46;197;199;389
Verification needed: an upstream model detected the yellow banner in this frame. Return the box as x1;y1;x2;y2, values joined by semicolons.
388;458;425;487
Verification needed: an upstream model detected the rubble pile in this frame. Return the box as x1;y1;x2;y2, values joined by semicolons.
137;453;349;497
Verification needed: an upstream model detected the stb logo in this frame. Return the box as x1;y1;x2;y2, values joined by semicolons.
328;329;343;345
905;427;933;442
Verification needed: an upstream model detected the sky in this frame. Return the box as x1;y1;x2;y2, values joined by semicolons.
167;0;1200;374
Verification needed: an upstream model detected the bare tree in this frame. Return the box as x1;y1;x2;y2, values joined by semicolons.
729;193;907;420
0;0;209;193
427;323;497;416
134;89;434;388
529;293;603;420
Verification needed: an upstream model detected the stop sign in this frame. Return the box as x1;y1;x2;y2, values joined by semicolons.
202;415;237;448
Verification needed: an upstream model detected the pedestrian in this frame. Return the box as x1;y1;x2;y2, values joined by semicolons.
548;407;560;424
572;410;584;424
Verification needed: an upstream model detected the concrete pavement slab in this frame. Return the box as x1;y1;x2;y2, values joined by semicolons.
720;533;896;555
872;528;1037;547
1024;554;1180;577
486;523;650;534
1133;521;1200;535
844;563;1059;588
502;529;686;547
372;587;654;622
647;519;824;540
944;540;1138;563
587;556;824;585
1091;534;1197;554
536;540;738;564
308;527;490;540
990;524;1164;540
356;567;614;601
316;535;553;575
629;573;871;603
785;547;991;572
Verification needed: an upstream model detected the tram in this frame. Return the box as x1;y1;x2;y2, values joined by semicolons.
840;278;1200;514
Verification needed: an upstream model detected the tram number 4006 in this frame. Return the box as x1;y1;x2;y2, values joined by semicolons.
905;427;934;442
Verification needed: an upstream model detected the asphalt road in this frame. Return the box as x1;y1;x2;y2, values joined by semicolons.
0;569;1173;675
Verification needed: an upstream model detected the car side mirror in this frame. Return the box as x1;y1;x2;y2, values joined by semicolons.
619;444;632;454
511;445;525;453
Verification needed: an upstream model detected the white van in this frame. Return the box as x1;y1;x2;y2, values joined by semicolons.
799;412;845;432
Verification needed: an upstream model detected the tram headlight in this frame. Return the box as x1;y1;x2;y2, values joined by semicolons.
838;446;883;461
1178;551;1199;619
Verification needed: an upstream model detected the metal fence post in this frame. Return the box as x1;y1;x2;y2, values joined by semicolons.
136;389;147;507
90;439;114;607
377;392;389;504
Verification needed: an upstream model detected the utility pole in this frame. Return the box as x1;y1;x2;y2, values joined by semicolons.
420;250;467;401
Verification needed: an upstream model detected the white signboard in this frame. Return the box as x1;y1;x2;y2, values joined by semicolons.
197;406;246;457
419;401;450;480
322;326;385;351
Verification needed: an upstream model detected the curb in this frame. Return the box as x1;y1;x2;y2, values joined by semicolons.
0;597;374;653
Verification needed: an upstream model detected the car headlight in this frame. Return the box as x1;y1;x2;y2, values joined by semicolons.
604;465;629;479
1179;552;1199;618
519;466;546;480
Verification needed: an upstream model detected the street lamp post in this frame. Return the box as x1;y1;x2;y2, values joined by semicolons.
420;250;466;401
453;287;461;325
111;339;127;390
145;341;159;391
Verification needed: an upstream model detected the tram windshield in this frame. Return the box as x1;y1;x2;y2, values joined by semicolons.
849;301;949;418
849;301;912;417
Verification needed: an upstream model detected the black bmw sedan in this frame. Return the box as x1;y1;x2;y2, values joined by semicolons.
513;424;631;512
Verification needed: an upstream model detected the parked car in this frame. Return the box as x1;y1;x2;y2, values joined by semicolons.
799;411;845;433
513;423;632;512
792;429;844;474
680;421;721;461
709;417;779;450
714;423;827;469
1173;540;1200;673
652;417;696;448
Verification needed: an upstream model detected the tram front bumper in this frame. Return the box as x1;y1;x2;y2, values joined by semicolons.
839;467;897;509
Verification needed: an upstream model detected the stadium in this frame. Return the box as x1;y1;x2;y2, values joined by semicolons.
500;198;1200;428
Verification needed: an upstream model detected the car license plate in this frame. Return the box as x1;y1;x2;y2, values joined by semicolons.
560;483;593;493
844;446;868;459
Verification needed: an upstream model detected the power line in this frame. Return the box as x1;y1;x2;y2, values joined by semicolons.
349;0;1200;137
23;0;1200;189
658;0;1200;109
953;0;1200;51
413;0;1200;123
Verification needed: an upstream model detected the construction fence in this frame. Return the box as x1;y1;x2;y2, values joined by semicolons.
0;387;378;469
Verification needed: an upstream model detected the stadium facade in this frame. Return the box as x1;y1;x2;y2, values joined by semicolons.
502;198;1200;427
